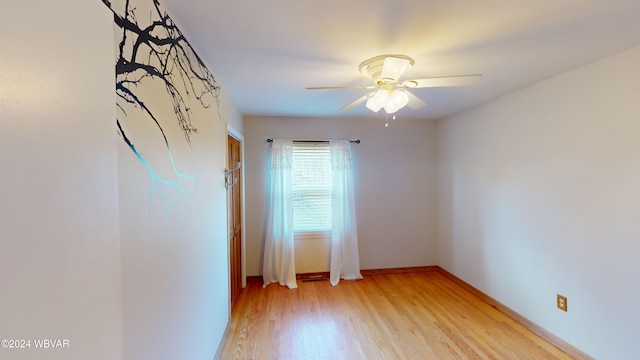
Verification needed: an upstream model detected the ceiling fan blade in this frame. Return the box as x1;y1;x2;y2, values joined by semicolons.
306;85;376;90
402;74;482;88
380;56;412;82
405;90;427;110
340;92;374;111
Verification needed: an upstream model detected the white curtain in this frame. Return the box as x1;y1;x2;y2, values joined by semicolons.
263;139;297;289
263;139;362;288
329;140;362;286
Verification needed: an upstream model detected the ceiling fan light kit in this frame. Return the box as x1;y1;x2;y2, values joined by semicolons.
306;54;482;115
366;88;409;114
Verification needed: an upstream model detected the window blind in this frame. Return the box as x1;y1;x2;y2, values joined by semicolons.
292;143;332;233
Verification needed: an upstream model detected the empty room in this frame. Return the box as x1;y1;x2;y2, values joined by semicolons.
2;1;639;359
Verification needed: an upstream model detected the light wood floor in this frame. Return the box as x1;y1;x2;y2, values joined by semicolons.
220;270;574;360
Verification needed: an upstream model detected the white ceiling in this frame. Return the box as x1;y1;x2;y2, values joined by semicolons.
161;0;640;120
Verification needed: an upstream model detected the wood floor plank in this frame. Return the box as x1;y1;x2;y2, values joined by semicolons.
220;271;575;360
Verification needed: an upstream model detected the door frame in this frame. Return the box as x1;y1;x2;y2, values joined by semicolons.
227;126;246;291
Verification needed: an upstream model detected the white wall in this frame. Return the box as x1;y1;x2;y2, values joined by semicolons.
219;88;244;136
118;111;231;360
244;115;437;276
0;1;123;359
111;0;241;359
437;45;640;359
0;1;242;359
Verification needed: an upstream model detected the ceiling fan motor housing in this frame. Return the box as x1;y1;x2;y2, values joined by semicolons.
359;54;415;82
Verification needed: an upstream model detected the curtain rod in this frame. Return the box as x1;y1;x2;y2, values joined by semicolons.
266;138;360;144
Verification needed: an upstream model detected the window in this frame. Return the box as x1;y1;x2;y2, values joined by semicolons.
264;139;361;287
292;143;332;235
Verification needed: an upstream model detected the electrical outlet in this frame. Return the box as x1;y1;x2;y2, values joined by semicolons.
557;294;567;312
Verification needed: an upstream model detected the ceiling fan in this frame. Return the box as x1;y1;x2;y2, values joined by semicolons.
306;54;482;114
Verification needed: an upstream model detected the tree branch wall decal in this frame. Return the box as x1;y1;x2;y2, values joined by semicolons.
102;0;221;206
